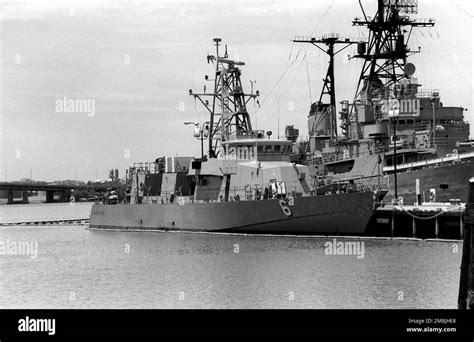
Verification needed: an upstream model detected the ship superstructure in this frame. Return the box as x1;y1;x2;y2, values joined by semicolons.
295;0;473;203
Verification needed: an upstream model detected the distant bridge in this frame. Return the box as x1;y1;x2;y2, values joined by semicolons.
0;182;117;204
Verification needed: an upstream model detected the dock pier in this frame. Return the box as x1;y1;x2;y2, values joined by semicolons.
458;177;474;309
372;202;465;240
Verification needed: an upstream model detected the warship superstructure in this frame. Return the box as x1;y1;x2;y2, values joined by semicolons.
294;0;473;204
89;39;385;234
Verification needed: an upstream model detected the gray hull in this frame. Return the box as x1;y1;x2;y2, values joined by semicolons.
330;154;474;203
89;191;377;234
388;160;474;203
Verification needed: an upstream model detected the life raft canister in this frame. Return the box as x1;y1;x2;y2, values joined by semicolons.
271;182;278;196
277;181;286;195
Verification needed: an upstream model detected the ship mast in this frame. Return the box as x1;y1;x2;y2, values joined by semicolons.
350;0;434;131
189;38;259;158
293;34;358;139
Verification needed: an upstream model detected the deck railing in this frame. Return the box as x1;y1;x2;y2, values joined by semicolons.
383;151;474;172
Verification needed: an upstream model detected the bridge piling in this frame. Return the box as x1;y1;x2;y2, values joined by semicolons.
60;190;70;202
7;190;13;204
46;191;55;203
6;190;29;204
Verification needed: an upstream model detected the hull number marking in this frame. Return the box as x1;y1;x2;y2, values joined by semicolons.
279;200;293;217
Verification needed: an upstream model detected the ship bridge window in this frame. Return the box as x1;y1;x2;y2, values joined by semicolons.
265;145;272;152
257;145;263;152
274;145;281;152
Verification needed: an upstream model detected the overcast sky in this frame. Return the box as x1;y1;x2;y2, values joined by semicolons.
1;0;473;182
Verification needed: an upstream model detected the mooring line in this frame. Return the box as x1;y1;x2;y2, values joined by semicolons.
395;203;463;220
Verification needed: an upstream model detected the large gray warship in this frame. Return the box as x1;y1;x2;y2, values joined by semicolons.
293;0;474;205
89;39;386;234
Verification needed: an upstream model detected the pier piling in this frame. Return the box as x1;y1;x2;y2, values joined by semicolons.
391;209;396;238
416;178;422;206
458;177;474;309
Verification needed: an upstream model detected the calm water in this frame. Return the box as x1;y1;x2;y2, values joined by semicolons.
0;202;93;223
0;203;462;309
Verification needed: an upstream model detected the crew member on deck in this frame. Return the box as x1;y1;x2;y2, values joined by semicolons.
347;180;357;193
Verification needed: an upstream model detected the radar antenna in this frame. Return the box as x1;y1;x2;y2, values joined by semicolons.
189;38;260;158
293;33;359;139
349;0;434;138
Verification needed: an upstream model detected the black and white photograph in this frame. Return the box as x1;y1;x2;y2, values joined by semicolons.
0;0;473;337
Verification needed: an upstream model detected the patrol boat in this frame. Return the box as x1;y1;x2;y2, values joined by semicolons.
89;39;386;234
